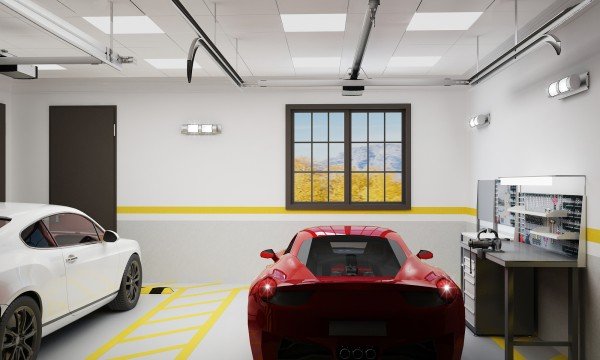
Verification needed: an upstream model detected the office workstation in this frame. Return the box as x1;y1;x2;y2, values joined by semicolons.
462;176;586;360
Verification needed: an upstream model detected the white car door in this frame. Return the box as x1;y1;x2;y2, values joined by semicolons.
19;221;69;323
43;213;119;312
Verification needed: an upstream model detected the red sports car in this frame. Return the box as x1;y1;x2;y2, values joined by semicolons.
248;226;464;360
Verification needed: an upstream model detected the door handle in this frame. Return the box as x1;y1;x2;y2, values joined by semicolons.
66;255;78;264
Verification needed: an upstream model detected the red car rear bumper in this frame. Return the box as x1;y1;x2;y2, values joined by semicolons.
248;284;465;360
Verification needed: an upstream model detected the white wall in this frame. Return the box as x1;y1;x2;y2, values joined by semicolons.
468;3;600;357
5;80;471;283
7;80;470;208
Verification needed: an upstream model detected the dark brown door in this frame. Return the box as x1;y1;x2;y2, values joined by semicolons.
50;106;117;230
0;103;5;202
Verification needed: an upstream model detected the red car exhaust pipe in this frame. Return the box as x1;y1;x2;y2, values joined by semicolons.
339;348;351;359
352;348;364;359
365;348;376;360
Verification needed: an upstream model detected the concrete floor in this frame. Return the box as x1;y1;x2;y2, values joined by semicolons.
38;283;566;360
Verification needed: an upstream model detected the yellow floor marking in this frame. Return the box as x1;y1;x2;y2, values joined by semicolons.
121;325;204;343
491;337;527;360
175;288;242;359
108;344;185;360
164;298;225;310
179;288;236;298
550;355;568;360
144;311;214;325
179;282;223;290
86;288;187;360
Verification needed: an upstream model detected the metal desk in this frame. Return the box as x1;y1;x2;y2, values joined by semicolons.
460;233;581;360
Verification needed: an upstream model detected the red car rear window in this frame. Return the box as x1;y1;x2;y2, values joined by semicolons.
297;235;407;277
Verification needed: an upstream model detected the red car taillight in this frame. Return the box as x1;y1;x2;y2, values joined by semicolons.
436;278;459;303
256;277;277;301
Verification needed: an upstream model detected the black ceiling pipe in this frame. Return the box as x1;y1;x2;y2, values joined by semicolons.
171;0;244;86
349;0;380;80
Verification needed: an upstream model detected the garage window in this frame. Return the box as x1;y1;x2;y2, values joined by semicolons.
286;104;411;210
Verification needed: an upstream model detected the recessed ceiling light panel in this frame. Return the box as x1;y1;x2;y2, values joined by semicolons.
281;14;346;32
407;12;482;31
388;56;441;67
83;16;164;34
145;59;200;69
36;64;66;70
292;57;341;68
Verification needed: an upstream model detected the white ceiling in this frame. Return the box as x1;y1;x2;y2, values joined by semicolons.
0;0;577;79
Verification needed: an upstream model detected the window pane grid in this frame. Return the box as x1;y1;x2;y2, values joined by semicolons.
290;106;407;208
350;111;403;203
293;111;346;203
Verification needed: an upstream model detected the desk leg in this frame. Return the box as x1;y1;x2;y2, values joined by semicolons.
568;268;581;360
505;267;515;360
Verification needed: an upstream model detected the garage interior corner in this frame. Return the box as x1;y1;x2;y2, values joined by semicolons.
2;0;600;359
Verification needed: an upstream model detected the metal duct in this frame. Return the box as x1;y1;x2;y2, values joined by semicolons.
349;0;380;80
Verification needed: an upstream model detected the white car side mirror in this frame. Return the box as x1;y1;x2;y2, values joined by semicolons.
104;230;119;243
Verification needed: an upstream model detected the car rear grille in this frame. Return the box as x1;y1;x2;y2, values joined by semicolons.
278;338;331;360
269;291;313;306
401;291;445;308
381;340;436;360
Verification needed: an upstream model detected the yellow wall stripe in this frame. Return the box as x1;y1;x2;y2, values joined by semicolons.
118;206;478;216
588;228;600;244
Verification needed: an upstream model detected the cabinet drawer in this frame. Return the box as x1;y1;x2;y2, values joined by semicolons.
464;280;475;297
463;256;476;271
464;292;475;313
465;307;475;326
464;272;475;285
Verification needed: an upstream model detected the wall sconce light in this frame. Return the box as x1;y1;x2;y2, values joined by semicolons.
469;114;490;128
181;124;222;135
548;72;589;99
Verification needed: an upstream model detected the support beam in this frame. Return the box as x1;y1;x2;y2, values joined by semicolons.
0;0;122;70
0;56;102;65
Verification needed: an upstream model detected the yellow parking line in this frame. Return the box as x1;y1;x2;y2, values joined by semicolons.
108;344;185;360
121;325;203;343
179;288;237;298
86;288;187;360
491;337;527;360
550;355;567;360
144;311;214;325
179;282;223;290
165;298;225;310
175;289;242;359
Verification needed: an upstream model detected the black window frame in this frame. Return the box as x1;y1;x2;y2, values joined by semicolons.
286;104;411;210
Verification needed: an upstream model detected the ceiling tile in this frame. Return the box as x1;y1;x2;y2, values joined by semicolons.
148;15;195;35
393;44;451;56
286;32;344;57
418;0;492;12
401;31;464;45
217;15;283;36
134;0;212;16
207;0;279;16
58;0;142;16
114;34;180;49
277;0;348;14
348;0;420;14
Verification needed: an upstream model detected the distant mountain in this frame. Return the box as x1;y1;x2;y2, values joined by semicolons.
318;144;401;171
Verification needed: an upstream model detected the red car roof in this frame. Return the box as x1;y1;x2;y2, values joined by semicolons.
301;225;395;238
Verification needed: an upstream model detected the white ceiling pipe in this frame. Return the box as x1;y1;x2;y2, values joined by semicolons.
0;56;102;65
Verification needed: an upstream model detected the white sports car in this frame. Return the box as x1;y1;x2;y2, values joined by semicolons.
0;203;142;359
